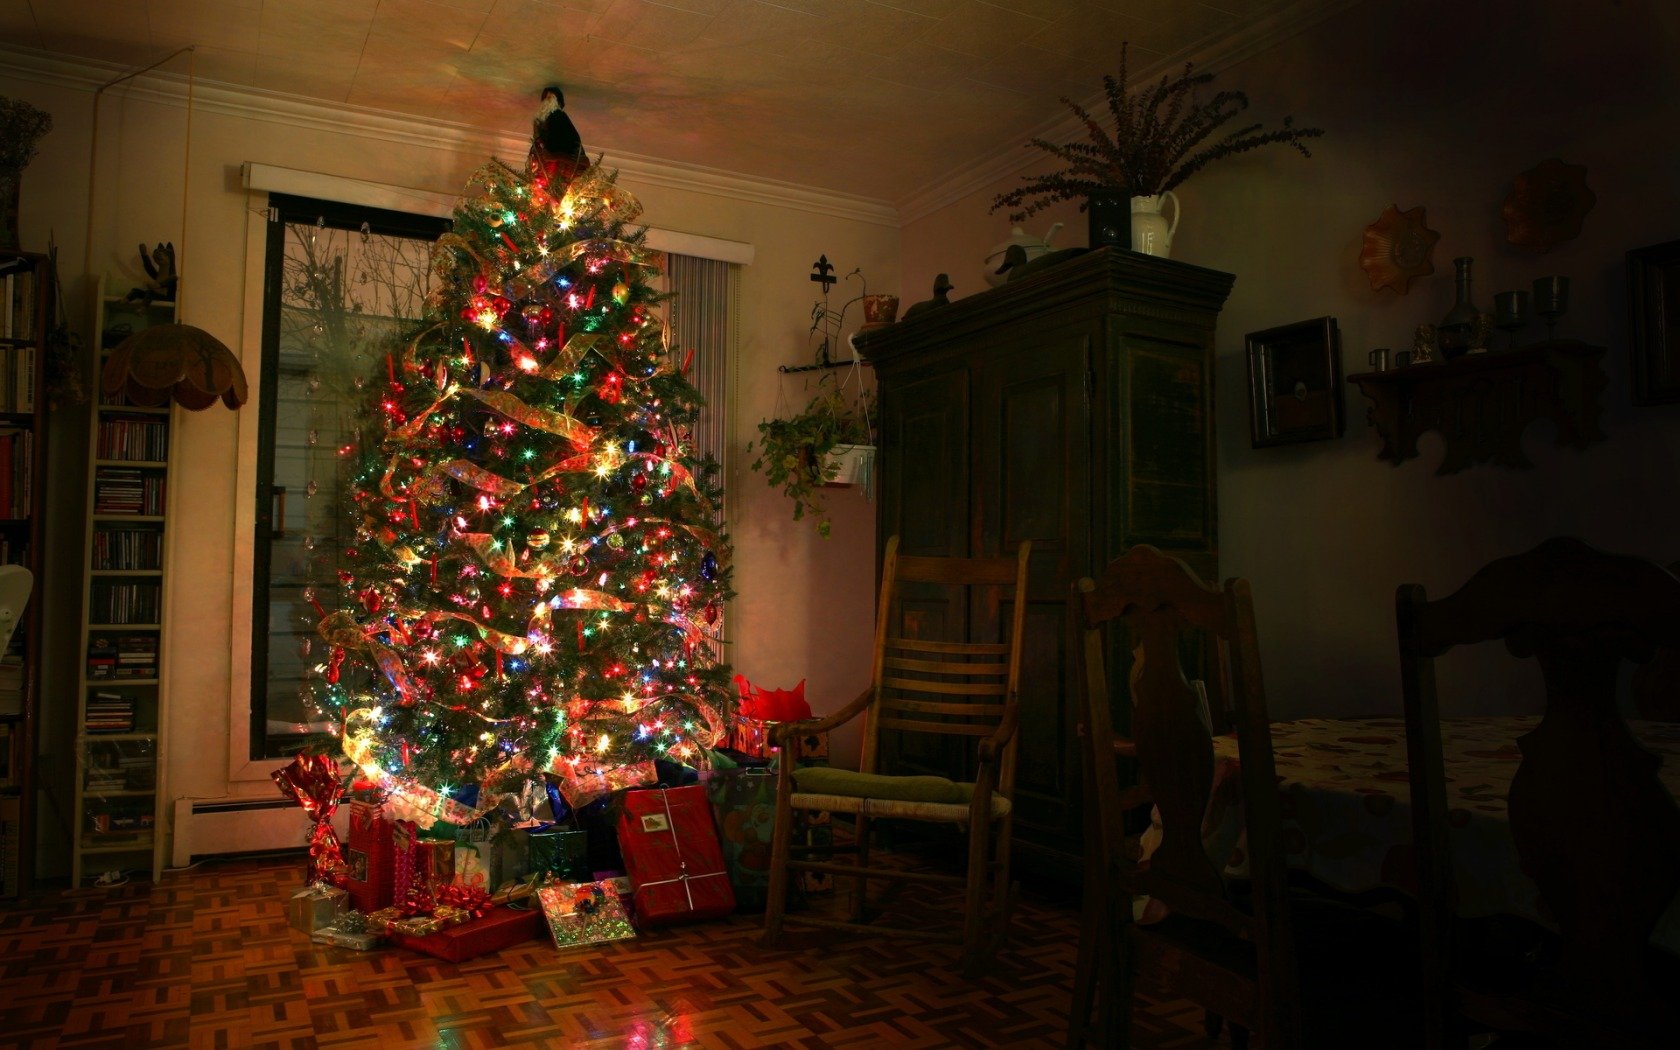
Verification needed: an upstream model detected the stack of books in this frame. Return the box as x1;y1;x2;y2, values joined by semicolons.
85;692;136;734
92;525;163;570
115;635;158;678
96;414;168;461
0;428;32;517
89;581;161;624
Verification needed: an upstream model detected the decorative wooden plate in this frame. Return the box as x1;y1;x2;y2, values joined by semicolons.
1503;159;1595;252
1360;205;1440;294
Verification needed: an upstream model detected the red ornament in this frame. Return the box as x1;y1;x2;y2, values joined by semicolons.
631;472;648;493
703;601;719;625
326;647;346;684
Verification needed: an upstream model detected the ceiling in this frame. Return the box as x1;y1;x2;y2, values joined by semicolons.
1;0;1321;205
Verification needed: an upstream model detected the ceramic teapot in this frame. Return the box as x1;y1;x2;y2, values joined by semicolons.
983;222;1063;288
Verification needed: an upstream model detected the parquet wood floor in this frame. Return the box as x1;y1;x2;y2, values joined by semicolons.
0;857;1228;1049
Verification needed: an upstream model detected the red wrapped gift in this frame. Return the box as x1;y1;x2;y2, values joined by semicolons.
616;784;735;925
343;800;394;913
387;904;543;962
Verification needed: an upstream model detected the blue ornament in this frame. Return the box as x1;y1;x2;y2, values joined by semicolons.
700;551;718;581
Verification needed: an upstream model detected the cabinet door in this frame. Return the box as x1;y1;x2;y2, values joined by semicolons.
973;321;1093;867
877;367;970;778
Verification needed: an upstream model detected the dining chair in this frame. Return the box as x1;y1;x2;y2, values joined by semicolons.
1066;545;1301;1049
760;536;1032;975
1397;536;1680;1049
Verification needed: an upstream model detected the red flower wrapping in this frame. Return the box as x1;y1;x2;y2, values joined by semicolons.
271;753;348;884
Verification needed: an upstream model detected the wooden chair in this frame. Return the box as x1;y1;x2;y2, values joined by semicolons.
1066;545;1301;1049
1397;537;1680;1049
760;536;1031;975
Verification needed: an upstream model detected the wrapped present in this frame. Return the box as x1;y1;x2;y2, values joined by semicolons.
343;800;394;913
493;822;531;889
271;753;348;884
617;784;734;925
729;675;814;761
287;881;348;934
705;767;778;911
417;840;454;899
527;827;590;882
311;926;383;951
539;881;636;949
792;728;830;767
391;819;426;909
387;904;544;962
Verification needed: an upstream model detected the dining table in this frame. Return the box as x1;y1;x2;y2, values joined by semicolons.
1139;716;1680;954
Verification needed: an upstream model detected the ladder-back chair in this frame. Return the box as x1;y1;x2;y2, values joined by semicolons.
1067;544;1300;1049
761;536;1032;974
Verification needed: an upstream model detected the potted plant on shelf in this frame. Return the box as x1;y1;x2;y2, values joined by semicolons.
991;43;1324;257
749;377;876;539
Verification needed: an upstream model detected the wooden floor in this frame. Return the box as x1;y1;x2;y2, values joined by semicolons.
0;857;1226;1049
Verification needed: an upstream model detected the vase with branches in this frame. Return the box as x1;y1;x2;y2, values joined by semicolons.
992;44;1323;251
0;96;52;250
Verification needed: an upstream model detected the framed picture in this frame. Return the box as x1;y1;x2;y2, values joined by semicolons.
1246;317;1344;447
1629;239;1680;406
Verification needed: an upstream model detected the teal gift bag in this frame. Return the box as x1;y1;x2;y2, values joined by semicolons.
705;767;779;912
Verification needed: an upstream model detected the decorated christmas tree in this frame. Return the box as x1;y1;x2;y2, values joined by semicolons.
319;88;733;818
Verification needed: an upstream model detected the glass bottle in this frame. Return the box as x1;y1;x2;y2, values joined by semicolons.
1438;256;1478;358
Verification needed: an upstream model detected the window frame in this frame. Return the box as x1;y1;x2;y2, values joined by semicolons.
247;192;450;761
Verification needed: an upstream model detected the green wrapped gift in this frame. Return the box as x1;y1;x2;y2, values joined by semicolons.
538;881;636;949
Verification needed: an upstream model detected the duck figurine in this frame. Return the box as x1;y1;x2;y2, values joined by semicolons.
902;274;954;321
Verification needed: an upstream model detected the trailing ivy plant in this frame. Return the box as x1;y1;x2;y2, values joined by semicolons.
992;43;1324;221
748;380;875;538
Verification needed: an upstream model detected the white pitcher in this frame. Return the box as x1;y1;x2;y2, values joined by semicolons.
1130;192;1180;258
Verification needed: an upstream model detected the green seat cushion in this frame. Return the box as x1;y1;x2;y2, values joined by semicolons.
792;767;969;805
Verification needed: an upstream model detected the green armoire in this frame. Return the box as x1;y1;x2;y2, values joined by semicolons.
854;246;1234;880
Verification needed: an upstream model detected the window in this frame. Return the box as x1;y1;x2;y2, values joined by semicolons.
250;194;448;759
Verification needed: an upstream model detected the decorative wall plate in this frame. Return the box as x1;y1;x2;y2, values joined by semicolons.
1503;159;1595;252
1360;205;1440;294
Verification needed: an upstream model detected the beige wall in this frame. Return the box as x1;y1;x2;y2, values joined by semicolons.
903;0;1680;721
5;62;894;868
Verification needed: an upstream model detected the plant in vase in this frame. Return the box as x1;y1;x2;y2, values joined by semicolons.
0;96;53;250
990;43;1323;256
748;378;876;538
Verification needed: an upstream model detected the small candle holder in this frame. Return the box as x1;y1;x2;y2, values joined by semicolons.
1368;348;1390;372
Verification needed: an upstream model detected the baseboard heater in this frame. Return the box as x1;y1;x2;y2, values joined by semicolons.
171;796;348;869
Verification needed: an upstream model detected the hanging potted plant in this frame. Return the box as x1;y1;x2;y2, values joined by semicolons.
750;267;879;537
749;377;876;538
991;43;1324;256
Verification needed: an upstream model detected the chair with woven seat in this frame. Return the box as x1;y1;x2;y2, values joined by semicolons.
760;536;1032;974
1397;537;1680;1049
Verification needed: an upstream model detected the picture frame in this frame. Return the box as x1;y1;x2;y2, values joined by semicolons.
1628;238;1680;406
1245;316;1344;447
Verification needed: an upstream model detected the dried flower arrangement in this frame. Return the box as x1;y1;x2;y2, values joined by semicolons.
992;44;1324;221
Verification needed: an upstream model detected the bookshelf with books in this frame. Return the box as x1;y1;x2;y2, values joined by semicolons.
0;249;52;900
70;280;175;887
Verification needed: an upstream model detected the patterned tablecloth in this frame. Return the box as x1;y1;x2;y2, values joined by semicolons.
1141;717;1680;953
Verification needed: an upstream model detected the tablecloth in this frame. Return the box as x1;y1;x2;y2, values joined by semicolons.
1139;716;1680;953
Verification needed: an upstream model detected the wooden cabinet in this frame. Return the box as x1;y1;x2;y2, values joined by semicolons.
69;283;176;887
855;247;1233;878
0;249;53;899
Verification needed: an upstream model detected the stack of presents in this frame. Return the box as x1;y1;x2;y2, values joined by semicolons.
276;678;830;962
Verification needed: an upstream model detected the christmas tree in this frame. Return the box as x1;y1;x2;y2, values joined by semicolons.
320;90;733;817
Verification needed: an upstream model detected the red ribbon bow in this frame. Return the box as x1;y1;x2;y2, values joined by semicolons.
438;883;493;919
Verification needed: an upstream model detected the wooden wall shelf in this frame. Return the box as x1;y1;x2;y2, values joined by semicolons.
1346;340;1608;474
